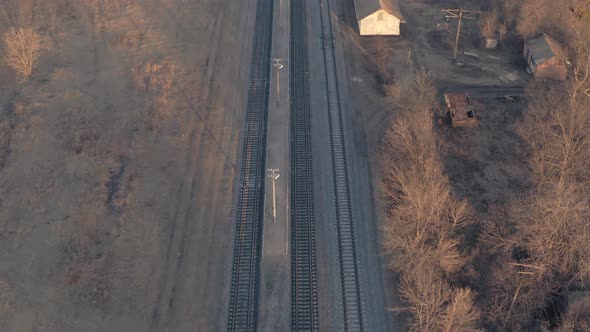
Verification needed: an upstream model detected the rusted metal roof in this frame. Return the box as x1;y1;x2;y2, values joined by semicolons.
526;33;564;64
353;0;403;20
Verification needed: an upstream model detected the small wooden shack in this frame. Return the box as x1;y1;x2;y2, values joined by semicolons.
445;93;477;127
352;0;404;36
523;33;567;80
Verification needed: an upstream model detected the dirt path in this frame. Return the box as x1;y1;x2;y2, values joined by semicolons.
148;4;230;330
147;1;257;331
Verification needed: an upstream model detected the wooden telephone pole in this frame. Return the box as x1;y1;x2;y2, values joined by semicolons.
442;8;480;61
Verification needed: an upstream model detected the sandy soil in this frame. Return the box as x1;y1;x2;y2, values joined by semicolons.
0;1;254;331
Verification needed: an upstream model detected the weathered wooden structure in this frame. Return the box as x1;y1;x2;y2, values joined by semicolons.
523;33;567;80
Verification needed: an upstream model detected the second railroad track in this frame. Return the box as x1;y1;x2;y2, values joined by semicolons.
290;0;319;330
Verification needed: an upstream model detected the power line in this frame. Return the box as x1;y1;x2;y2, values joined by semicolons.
442;8;480;61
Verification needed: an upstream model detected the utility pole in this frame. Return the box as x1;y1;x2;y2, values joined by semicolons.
267;169;280;223
442;8;479;61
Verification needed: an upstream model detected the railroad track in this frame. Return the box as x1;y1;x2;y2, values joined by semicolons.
290;0;319;330
318;0;365;330
226;0;274;330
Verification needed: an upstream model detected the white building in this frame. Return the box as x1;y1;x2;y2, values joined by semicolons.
353;0;404;36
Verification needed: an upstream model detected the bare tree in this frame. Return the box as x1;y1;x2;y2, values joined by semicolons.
479;11;498;38
438;288;482;332
554;301;590;332
483;256;554;331
516;0;545;37
395;270;481;332
567;14;590;102
515;182;590;281
481;182;590;330
519;81;590;185
379;67;481;329
380;67;474;274
373;39;393;81
411;66;437;112
497;22;508;42
2;27;41;81
517;0;572;38
483;55;590;329
500;0;519;30
395;270;449;331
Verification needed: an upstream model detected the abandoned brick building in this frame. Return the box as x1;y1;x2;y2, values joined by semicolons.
444;93;477;127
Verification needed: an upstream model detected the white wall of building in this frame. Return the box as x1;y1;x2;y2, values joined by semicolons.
359;10;400;36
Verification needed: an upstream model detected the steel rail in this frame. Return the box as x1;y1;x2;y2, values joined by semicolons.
318;0;364;330
226;0;274;330
290;0;319;330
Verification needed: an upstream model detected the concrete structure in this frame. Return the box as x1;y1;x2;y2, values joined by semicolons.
353;0;404;36
484;36;498;49
523;33;567;80
444;93;477;127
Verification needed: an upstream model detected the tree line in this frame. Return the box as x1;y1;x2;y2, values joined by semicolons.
379;0;590;330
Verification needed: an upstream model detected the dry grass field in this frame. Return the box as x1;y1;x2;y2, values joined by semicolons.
0;0;253;330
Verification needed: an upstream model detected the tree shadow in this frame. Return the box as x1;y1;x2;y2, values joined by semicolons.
437;96;532;213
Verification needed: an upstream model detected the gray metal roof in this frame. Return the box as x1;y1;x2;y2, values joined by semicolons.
526;33;561;64
353;0;403;20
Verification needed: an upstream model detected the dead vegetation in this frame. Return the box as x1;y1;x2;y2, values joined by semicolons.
519;81;590;185
2;27;42;81
0;120;11;168
478;80;590;330
0;0;166;324
111;29;145;48
0;0;245;329
377;1;590;330
379;68;482;331
367;38;397;86
133;57;183;132
394;270;482;332
88;0;131;21
479;11;498;39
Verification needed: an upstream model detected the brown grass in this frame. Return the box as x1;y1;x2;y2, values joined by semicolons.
480;11;498;38
111;29;145;48
133;57;182;132
89;0;131;21
0;120;12;168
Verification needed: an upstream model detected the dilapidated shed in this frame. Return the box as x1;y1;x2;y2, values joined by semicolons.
353;0;404;36
523;33;567;80
444;93;477;127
